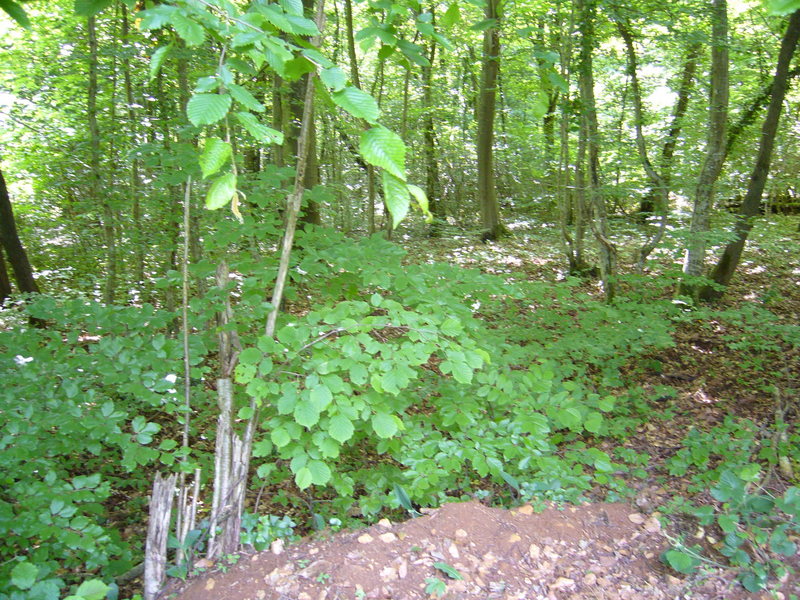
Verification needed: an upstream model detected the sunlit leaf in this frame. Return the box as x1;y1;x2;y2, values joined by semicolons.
205;172;237;210
186;93;232;126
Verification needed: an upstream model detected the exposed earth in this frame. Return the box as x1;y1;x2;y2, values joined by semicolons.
165;498;792;600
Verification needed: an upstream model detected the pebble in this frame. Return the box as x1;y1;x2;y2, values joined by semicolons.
627;512;646;525
378;532;397;543
357;533;373;544
270;539;284;555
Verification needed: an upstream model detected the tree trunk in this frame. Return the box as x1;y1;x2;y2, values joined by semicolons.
0;168;40;294
477;0;504;241
0;248;11;303
88;16;117;304
701;9;800;300
423;8;443;235
577;0;616;299
682;0;729;295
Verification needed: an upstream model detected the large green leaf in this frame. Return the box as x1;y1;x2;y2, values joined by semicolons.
307;460;331;485
360;126;406;180
294;401;321;428
766;0;800;15
407;183;432;220
328;415;354;443
148;44;173;82
1;0;30;27
236;112;284;144
320;66;347;92
137;5;177;30
186;93;232;126
382;171;410;228
228;83;265;112
331;86;380;123
205;172;237;210
74;0;114;17
295;467;313;490
73;579;110;600
172;12;205;46
10;562;37;590
199;137;232;179
372;412;398;438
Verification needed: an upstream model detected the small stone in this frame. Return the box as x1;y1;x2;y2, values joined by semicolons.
378;532;397;543
529;544;541;560
508;533;521;543
455;528;468;539
583;573;597;586
204;578;216;591
518;504;534;515
256;591;266;599
627;512;646;525
550;577;575;590
309;547;319;555
298;593;312;600
398;560;408;579
379;566;398;582
378;518;392;529
448;543;460;558
357;533;374;544
271;539;285;555
644;517;661;533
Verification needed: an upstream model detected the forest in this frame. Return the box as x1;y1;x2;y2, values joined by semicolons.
1;0;799;597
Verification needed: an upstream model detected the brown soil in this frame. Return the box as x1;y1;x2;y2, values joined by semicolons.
164;498;789;600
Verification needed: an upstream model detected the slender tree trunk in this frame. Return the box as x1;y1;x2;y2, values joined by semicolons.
477;0;504;241
701;10;800;300
0;168;40;294
88;16;117;304
0;248;11;303
577;0;616;299
422;8;443;234
682;0;729;295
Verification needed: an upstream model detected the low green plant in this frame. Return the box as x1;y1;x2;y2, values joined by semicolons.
664;470;800;592
240;513;296;551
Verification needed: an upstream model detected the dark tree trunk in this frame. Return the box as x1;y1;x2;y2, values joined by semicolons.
701;9;800;300
477;0;504;241
0;247;12;303
0;168;40;295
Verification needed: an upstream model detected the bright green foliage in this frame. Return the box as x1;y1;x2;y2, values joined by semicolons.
0;299;210;598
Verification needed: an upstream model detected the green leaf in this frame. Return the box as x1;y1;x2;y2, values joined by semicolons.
235;112;284;144
372;412;398;438
1;0;30;27
228;83;266;112
320;66;347;92
360;127;406;181
309;385;333;411
349;363;368;385
74;579;111;600
433;562;463;580
307;460;331;485
295;467;313;490
451;361;473;384
137;5;177;30
584;411;603;433
74;0;114;17
382;171;410;228
149;44;173;82
425;577;446;597
663;549;700;574
331;87;380;123
280;0;303;16
766;0;800;16
10;562;38;590
271;428;292;448
294;401;321;428
205;173;237;210
328;415;354;443
199;137;232;179
172;12;205;46
187;93;232;126
441;3;460;27
406;183;431;220
556;407;582;430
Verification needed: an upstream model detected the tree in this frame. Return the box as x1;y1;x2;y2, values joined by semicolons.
682;0;729;296
700;9;800;300
0;168;40;295
476;0;504;241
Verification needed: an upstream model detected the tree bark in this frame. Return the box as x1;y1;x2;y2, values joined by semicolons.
422;7;443;234
577;0;616;299
0;168;40;295
88;16;118;304
682;0;729;295
0;248;11;303
477;0;504;241
701;9;800;300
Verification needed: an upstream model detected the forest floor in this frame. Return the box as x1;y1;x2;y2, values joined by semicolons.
163;219;800;600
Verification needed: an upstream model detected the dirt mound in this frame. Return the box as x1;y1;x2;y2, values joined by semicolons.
165;500;753;600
